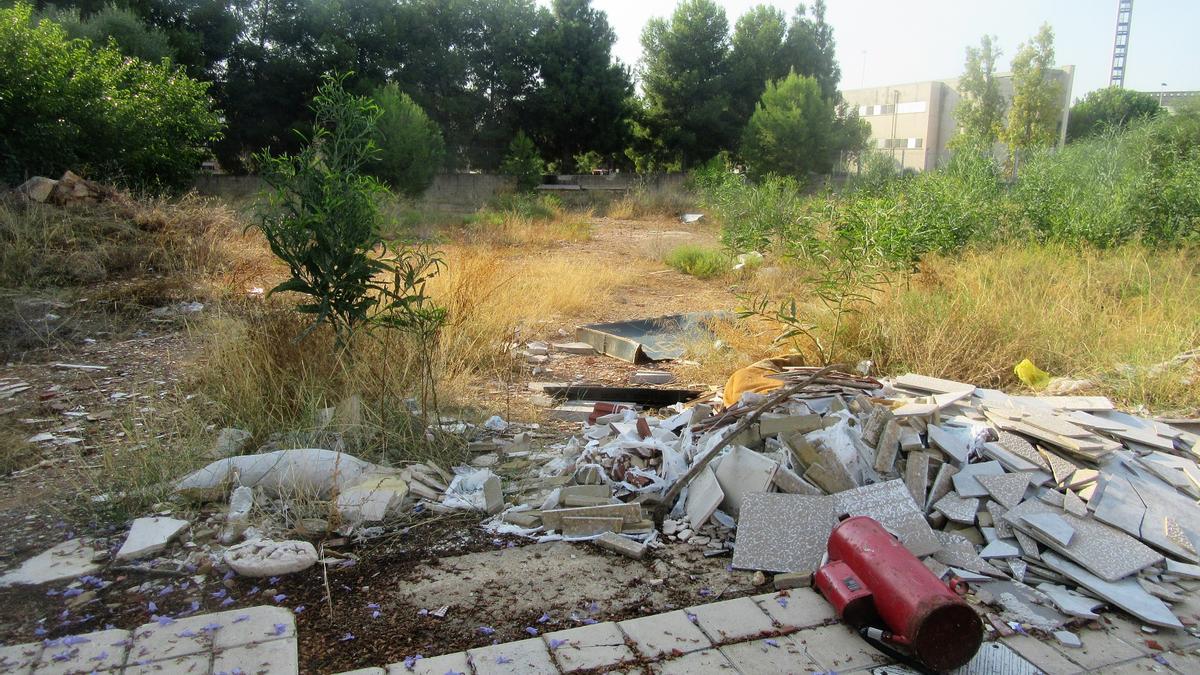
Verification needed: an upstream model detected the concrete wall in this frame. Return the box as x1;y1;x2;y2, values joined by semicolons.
192;172;686;211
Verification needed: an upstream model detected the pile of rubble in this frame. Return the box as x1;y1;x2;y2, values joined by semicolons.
470;365;1200;637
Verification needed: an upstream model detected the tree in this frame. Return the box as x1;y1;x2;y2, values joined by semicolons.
1001;24;1063;153
740;71;834;179
728;5;788;130
951;34;1005;149
527;0;632;170
254;74;388;348
1067;86;1162;142
0;2;221;189
640;0;735;168
48;4;175;62
369;83;445;199
782;0;840;101
500;131;544;192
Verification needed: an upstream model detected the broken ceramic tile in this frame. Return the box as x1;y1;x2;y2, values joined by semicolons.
977;472;1031;509
932;492;979;525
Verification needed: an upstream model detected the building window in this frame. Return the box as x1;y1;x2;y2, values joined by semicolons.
880;138;923;149
858;102;926;116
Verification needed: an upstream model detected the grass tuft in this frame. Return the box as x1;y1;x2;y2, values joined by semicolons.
664;244;728;279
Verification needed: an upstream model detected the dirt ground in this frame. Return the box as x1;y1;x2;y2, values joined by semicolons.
0;215;765;673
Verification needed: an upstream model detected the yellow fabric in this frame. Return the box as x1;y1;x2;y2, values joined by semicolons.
1014;358;1051;389
722;354;809;407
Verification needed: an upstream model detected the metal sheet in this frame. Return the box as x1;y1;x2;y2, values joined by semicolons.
576;312;732;363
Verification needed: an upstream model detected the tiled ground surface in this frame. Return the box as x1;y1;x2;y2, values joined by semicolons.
7;590;1200;674
0;606;297;675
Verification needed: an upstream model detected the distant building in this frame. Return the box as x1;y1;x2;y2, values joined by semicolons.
840;66;1075;172
1142;90;1200;114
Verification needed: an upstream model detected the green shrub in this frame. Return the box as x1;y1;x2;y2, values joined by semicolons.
500;131;544;192
369;83;445;199
254;74;390;348
664;244;728;279
0;3;221;190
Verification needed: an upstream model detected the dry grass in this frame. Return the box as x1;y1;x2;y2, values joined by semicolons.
701;243;1200;413
604;183;696;220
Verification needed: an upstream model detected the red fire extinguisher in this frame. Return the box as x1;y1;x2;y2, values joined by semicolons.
814;515;982;671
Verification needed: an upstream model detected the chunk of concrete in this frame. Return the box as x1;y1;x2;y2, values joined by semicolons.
685;465;724;528
773;572;812;590
593;532;646;560
336;477;409;523
212;427;252;458
561;516;623;537
224;538;318;577
552;341;597;355
0;539;102;586
116;517;189;561
483;475;504;514
631;370;675;385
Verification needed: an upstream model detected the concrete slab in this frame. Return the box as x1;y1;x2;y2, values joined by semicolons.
654;647;736;674
212;636;299;675
752;589;835;630
121;653;210;674
0;642;41;675
719;636;821;673
34;628;129;675
211;606;296;649
1047;628;1144;670
0;539;103;587
951;640;1040;675
468;638;557;675
685;597;775;643
1001;634;1085;675
794;624;890;672
542;622;635;673
115;517;189;561
385;652;471;675
617;610;710;659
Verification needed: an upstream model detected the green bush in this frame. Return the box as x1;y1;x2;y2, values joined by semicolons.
500;131;544;192
0;3;221;190
664;244;728;279
369;83;445;199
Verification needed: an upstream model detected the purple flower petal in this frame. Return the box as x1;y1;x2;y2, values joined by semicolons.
202;623;221;633
525;626;538;636
402;654;422;670
51;650;72;662
268;576;280;585
339;632;355;642
63;588;84;598
478;626;495;635
293;606;305;614
157;585;174;596
212;589;227;599
176;629;198;638
417;608;428;616
221;597;235;607
367;602;381;610
586;601;599;613
272;594;287;603
233;614;250;623
271;623;287;636
776;597;789;608
371;610;382;619
496;656;513;664
147;601;157;612
537;612;550;623
548;638;568;650
765;639;780;648
698;588;712;597
223;570;235;581
90;650;109;661
153;615;175;627
247;586;260;596
582;618;598;625
686;611;698;624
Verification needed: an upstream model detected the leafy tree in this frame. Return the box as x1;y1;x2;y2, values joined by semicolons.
48;4;175;62
369;83;445;199
500;131;544;191
1067;86;1162;142
1001;24;1063;154
0;2;221;188
951;34;1005;149
782;0;840;101
527;0;632;170
573;150;603;173
728;5;788;129
640;0;735;168
740;71;834;179
254;74;389;348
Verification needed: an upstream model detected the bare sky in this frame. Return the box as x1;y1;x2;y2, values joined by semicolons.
570;0;1200;101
